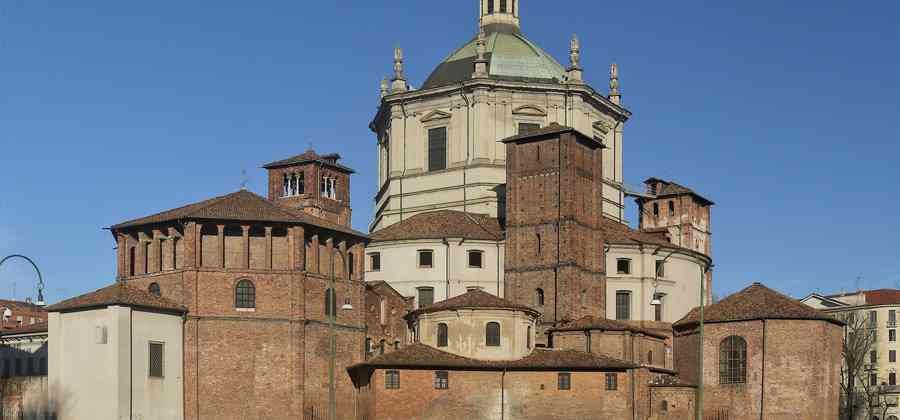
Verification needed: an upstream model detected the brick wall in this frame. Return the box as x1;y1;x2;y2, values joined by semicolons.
649;385;695;420
267;164;352;227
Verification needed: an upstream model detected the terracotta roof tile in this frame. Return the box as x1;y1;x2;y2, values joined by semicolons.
262;149;354;173
349;343;637;372
598;218;705;257
549;315;668;339
46;282;187;313
644;178;714;205
370;210;503;242
863;289;900;306
110;190;366;237
407;290;539;318
0;322;48;336
674;283;842;330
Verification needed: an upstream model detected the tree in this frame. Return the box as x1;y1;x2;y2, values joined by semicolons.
837;310;878;420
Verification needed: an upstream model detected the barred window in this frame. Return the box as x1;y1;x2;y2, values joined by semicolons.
235;279;255;309
385;370;400;389
437;323;449;347
149;342;164;378
434;371;449;390
558;372;571;390
148;282;161;297
486;322;501;347
719;336;747;384
418;287;434;309
605;373;618;390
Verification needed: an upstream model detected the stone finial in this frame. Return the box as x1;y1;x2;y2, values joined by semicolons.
609;63;621;104
569;34;581;69
380;76;389;98
565;34;584;84
473;26;489;78
391;47;409;93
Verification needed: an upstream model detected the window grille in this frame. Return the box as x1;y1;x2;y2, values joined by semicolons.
149;342;164;378
558;372;571;390
418;288;434;308
434;371;449;389
235;279;255;309
385;370;400;389
719;336;747;384
606;373;618;390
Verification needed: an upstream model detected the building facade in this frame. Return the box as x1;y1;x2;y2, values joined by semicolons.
0;324;49;419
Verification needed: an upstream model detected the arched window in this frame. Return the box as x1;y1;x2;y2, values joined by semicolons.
437;323;448;347
719;336;747;384
647;350;653;364
536;233;542;255
660;400;669;412
148;283;161;297
486;322;501;346
235;279;255;309
536;288;545;306
325;288;337;317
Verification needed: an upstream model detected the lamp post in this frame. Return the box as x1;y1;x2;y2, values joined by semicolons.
0;254;46;306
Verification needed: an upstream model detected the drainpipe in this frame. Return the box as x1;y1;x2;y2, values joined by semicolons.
696;262;711;420
760;319;767;420
443;238;451;300
130;308;133;420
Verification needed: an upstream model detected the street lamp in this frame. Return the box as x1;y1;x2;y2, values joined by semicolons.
0;254;46;306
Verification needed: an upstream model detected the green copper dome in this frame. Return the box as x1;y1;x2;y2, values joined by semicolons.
422;30;567;90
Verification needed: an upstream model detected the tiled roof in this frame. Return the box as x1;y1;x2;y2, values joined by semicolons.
644;178;714;205
262;149;354;173
46;282;187;313
598;218;705;257
348;343;637;372
110;190;366;237
0;322;48;337
674;283;843;330
500;123;600;146
407;290;539;318
0;299;47;314
862;289;900;306
549;316;668;339
370;210;503;242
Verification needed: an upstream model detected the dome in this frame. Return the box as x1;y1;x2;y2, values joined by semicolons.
422;29;567;90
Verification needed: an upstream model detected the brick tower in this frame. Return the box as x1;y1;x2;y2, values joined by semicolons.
636;177;713;256
263;149;354;227
503;124;606;332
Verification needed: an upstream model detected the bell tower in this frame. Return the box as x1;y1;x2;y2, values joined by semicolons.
480;0;520;33
263;149;354;227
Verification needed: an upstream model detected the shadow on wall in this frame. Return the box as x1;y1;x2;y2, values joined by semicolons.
492;184;506;222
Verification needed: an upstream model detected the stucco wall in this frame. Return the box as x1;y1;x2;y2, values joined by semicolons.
49;306;183;420
415;308;536;360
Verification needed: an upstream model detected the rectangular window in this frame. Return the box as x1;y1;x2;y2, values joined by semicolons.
434;371;449;390
891;350;896;363
871;373;879;387
616;291;631;321
427;127;447;172
891;310;897;326
605;373;618;390
418;287;434;309
149;342;164;378
655;261;666;277
558;372;571;390
890;329;896;342
418;250;434;268
468;250;484;268
385;370;400;389
871;350;878;364
518;122;541;134
369;253;381;271
654;296;663;322
616;258;631;274
892;372;897;386
870;310;878;329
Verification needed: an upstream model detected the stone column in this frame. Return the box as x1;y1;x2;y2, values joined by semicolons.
264;226;273;269
217;224;226;269
241;225;250;269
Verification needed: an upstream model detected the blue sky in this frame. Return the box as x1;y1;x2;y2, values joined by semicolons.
1;0;898;303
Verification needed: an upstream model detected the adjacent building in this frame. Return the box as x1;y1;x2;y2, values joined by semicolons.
0;323;49;419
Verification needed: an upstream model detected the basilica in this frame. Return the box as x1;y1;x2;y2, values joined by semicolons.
38;1;841;419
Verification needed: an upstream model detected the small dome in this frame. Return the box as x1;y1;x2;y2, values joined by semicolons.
422;29;566;90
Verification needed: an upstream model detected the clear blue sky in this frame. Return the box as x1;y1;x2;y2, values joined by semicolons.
2;1;898;303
